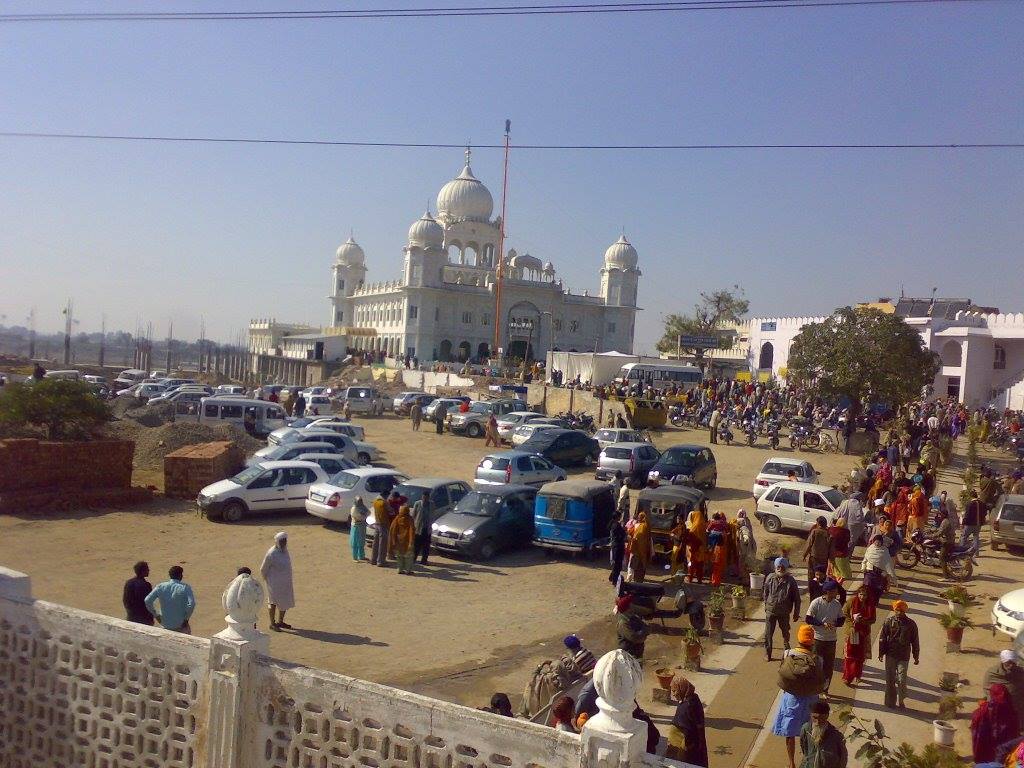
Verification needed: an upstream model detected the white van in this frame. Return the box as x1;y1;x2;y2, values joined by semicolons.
114;369;149;388
197;397;287;437
43;370;82;381
342;386;385;416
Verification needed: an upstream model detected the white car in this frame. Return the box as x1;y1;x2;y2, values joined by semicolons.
754;481;845;535
304;394;333;416
305;467;409;523
992;587;1024;638
751;457;820;499
392;391;425;412
495;411;546;442
269;422;365;444
215;385;246;395
593;428;652;450
197;460;329;522
511;421;565;447
295;452;359;476
248;441;342;467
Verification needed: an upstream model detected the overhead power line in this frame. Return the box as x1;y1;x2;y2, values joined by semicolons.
0;0;998;22
1;131;1021;150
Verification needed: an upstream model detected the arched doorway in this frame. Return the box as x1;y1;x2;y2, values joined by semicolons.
438;340;452;362
458;341;471;362
505;301;541;362
507;340;534;361
758;342;774;370
477;342;490;360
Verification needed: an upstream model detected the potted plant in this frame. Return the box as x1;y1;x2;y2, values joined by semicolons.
938;585;975;617
731;584;747;618
937;694;963;721
682;628;703;669
760;537;788;576
655;667;676;690
938;612;974;645
707;588;727;632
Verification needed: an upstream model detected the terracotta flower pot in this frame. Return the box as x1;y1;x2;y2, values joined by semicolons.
655;668;675;690
709;613;725;632
946;626;964;645
685;641;702;661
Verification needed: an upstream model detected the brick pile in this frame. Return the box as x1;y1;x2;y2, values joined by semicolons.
0;438;152;513
164;441;245;499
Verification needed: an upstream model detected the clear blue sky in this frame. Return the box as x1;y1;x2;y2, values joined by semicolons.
1;1;1022;353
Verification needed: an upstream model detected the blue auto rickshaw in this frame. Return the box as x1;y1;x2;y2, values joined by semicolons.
533;479;616;555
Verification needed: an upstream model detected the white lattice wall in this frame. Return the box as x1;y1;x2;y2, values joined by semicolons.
0;594;209;768
244;658;582;768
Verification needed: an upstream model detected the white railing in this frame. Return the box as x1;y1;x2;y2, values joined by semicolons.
0;567;701;768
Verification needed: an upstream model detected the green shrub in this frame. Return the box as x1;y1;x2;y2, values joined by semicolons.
0;380;111;440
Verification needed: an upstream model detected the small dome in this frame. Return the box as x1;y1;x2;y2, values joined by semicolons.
335;236;365;265
543;261;555;273
436;150;494;221
604;234;638;269
407;211;444;248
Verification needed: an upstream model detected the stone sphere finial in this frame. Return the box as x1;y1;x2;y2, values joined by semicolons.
216;573;265;643
593;649;642;713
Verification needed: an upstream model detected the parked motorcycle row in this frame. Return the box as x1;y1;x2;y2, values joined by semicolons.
668;404;836;453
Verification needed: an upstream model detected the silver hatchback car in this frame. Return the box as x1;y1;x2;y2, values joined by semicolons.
992;494;1024;552
595;442;661;482
475;450;566;486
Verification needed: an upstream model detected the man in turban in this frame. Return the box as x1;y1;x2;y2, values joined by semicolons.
877;600;920;709
259;532;295;631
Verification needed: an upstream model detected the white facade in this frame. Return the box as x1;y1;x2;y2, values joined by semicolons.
329;150;640;362
746;305;1024;409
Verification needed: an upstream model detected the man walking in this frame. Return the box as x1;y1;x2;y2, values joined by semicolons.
260;532;295;631
410;400;422;431
877;599;920;709
708;406;722;444
803;516;831;592
434;404;446;434
294;391;306;418
961;489;984;561
805;579;845;694
122;560;154;625
762;557;801;661
144;565;196;634
798;700;848;768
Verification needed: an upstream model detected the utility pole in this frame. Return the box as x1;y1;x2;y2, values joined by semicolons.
27;307;36;359
165;319;173;375
62;298;73;366
98;314;106;368
199;316;206;373
493;120;511;363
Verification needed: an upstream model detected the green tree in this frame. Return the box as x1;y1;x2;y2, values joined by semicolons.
0;379;111;440
787;307;939;417
656;286;749;365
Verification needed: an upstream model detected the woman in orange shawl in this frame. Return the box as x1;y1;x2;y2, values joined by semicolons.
890;486;910;529
867;472;887;506
628;511;653;582
686;505;708;583
907;485;928;535
669;513;688;577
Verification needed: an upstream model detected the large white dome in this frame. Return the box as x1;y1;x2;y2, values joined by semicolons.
436;151;494;221
604;235;638;269
407;211;445;248
335;236;365;265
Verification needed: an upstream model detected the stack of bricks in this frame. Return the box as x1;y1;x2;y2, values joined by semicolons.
164;441;245;499
0;438;146;513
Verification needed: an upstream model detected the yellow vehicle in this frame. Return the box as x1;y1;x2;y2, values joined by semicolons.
623;397;668;429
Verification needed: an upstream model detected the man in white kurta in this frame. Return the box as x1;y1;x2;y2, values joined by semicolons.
260;532;295;631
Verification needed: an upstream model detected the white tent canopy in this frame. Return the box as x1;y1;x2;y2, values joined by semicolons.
546;351;665;386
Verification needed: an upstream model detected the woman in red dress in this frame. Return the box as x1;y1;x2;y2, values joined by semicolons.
841;584;876;686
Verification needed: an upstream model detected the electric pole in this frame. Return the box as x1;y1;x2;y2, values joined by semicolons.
98;314;106;368
493;119;511;363
62;298;73;366
27;307;36;359
166;319;173;375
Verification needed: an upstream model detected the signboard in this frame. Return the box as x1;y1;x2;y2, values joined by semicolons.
760;321;777;332
734;371;752;382
679;334;719;349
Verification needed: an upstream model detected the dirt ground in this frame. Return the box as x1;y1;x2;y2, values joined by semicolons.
0;415;843;701
6;412;1023;765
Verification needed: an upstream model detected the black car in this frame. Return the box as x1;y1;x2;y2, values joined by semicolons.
520;428;600;468
648;444;717;489
430;484;538;560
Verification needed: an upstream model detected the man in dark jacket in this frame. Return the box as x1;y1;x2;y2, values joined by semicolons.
799;700;848;768
878;600;919;708
122;561;154;625
762;557;801;661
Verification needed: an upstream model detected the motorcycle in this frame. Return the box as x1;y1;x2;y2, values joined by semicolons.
717;420;734;446
744;419;758;447
897;529;974;582
669;405;685;428
789;422;812;451
766;420;780;450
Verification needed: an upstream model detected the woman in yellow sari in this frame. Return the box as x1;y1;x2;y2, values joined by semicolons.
628;511;653;582
669;513;688;577
686;505;708;583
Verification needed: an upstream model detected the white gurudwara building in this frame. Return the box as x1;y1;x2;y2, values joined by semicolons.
329;149;641;362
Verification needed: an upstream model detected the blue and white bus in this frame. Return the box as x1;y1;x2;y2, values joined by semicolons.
618;362;703;391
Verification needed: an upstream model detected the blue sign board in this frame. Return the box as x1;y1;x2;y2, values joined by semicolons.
679;334;719;349
760;321;777;332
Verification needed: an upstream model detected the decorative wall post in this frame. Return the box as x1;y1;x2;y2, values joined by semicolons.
0;566;32;601
580;650;646;768
205;573;268;768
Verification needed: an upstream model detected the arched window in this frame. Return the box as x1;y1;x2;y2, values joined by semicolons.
940;340;962;367
994;343;1006;370
758;342;774;370
438;340;453;362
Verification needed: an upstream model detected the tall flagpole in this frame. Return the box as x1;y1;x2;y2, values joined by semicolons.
493;119;511;361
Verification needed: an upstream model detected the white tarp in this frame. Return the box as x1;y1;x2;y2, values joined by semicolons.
546;351;642;386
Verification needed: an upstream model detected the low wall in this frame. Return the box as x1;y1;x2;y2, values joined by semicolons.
525;385;629;426
0;438;133;492
400;370;476;393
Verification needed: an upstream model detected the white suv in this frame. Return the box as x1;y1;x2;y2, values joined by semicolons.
751;457;819;499
197;460;329;522
754;481;844;534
